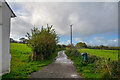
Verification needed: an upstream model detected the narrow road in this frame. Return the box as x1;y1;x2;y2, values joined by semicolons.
30;51;81;78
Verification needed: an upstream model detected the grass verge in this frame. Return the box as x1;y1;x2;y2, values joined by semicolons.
2;43;61;78
65;49;118;78
65;50;102;78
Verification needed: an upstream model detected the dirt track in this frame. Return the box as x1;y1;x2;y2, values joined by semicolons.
30;51;81;78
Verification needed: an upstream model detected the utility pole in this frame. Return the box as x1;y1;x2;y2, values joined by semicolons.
70;24;73;49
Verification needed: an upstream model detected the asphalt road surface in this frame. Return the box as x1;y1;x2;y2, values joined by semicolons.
30;51;81;78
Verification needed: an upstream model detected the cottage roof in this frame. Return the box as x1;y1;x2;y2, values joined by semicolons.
0;0;16;17
5;1;16;18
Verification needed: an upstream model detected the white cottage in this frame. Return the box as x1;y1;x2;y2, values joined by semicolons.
0;0;16;76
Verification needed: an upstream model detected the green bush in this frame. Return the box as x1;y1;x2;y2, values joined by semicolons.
95;57;118;78
87;55;99;64
26;24;59;61
67;49;81;58
79;62;88;67
109;61;118;77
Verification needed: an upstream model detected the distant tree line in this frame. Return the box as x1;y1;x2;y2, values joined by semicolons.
10;38;119;50
56;44;66;49
87;45;120;50
75;42;120;50
56;41;120;50
75;42;87;48
10;37;27;44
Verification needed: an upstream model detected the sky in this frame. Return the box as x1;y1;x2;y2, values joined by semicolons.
7;2;118;46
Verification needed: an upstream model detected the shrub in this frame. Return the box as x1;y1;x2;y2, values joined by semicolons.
26;24;59;61
87;55;99;64
109;61;118;77
67;49;81;58
66;48;119;78
79;62;88;67
95;57;118;78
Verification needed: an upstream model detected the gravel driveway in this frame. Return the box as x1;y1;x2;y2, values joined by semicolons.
30;51;81;78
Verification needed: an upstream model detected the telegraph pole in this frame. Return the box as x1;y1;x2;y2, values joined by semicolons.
70;24;73;49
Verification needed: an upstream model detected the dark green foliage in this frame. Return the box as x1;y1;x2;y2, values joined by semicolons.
56;44;66;49
75;41;120;50
19;37;27;44
67;49;81;58
87;45;120;50
87;55;99;64
75;42;87;49
26;24;59;61
109;61;118;77
79;62;88;67
10;38;18;43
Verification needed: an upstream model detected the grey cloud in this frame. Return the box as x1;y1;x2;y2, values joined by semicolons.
9;2;118;38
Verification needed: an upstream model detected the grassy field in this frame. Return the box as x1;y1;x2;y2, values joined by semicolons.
65;49;118;78
2;43;60;78
78;49;118;61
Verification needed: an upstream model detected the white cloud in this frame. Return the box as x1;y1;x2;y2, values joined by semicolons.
73;36;118;47
58;40;70;45
7;2;118;47
94;37;104;40
9;2;118;39
58;41;65;45
86;41;95;46
74;38;82;42
86;38;118;46
67;40;70;45
107;39;118;46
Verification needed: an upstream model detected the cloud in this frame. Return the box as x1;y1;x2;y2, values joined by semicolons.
107;39;118;46
58;40;70;45
94;37;104;40
8;2;118;47
9;2;118;39
73;36;118;46
66;40;70;45
74;38;82;42
87;38;118;46
58;41;66;45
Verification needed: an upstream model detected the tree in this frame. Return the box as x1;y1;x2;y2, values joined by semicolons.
10;38;18;43
99;45;105;49
26;24;59;61
61;44;66;49
57;44;62;49
19;37;27;44
56;44;67;49
10;38;14;43
75;42;87;49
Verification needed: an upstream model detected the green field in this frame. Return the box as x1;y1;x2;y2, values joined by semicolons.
65;49;118;78
2;43;60;78
78;49;118;61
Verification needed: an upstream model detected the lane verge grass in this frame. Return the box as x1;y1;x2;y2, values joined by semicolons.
2;43;61;78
